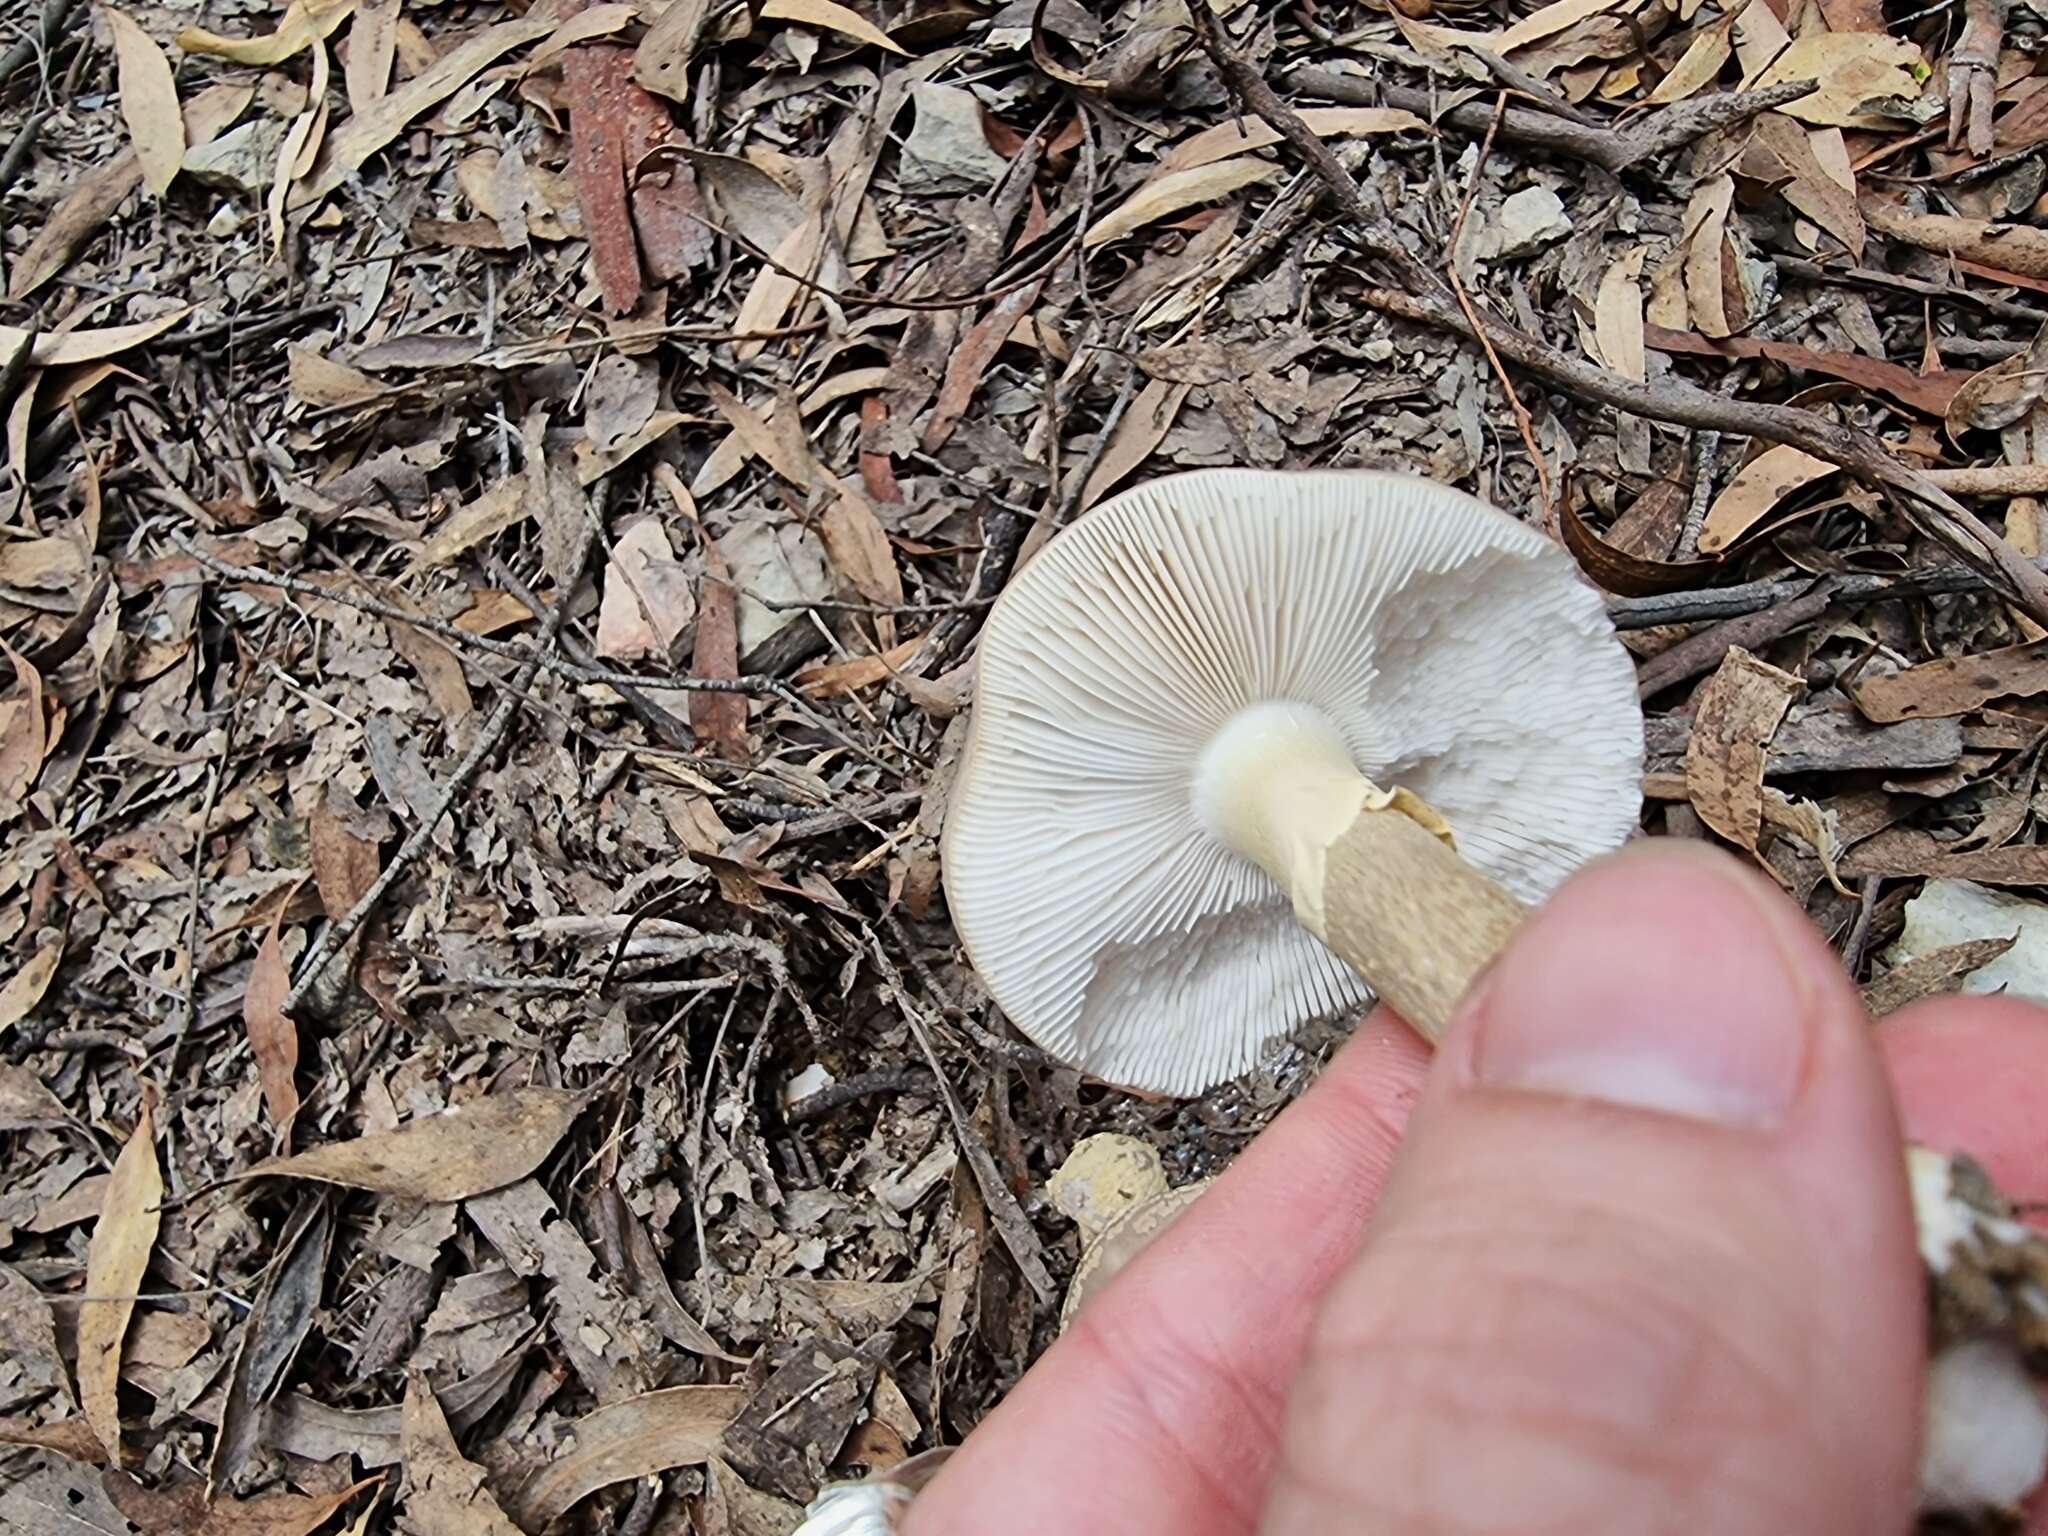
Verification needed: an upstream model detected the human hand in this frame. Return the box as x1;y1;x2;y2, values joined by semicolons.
903;840;2048;1536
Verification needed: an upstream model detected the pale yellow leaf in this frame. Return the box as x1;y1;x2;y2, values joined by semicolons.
1644;0;1743;104
241;1088;586;1201
1699;445;1837;553
0;310;191;367
1084;157;1275;248
1158;107;1424;175
1681;174;1736;339
269;37;330;251
79;1100;162;1465
1756;33;1925;127
1594;247;1646;380
0;942;62;1033
104;7;184;197
1411;0;1643;55
177;0;358;65
760;0;908;54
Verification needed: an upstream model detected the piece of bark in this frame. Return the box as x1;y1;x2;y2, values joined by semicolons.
1852;639;2048;723
1684;648;1804;852
1645;699;1965;775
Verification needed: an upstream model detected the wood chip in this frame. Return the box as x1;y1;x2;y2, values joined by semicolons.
1683;647;1804;853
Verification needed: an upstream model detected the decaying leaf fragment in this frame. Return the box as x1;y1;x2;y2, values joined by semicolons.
79;1099;163;1464
1684;647;1803;853
242;1088;587;1201
1698;445;1837;554
243;885;303;1133
1853;639;2048;723
402;1374;525;1535
516;1384;745;1524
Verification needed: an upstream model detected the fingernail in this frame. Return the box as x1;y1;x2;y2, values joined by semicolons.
1470;841;1813;1129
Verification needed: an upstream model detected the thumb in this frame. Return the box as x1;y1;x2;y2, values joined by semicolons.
1262;841;1925;1536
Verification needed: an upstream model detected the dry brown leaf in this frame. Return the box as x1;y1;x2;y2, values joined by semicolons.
0;1063;69;1130
1645;323;1964;416
566;44;646;314
702;381;814;489
412;480;528;570
820;491;905;610
796;636;923;696
1862;936;2018;1017
0;1263;69;1404
922;280;1045;454
1560;498;1720;595
296;11;556;206
516;1385;745;1526
1079;377;1191;509
344;0;398;108
1411;0;1640;54
287;346;384;409
1685;647;1804;852
1158;107;1424;174
0;642;47;807
1084;157;1275;248
178;0;357;63
633;0;711;100
243;889;302;1133
1947;320;2048;438
1852;639;2048;722
596;516;696;661
1843;828;2048;884
0;311;192;368
9;83;250;298
309;800;380;918
242;1088;587;1200
269;36;330;251
1681;174;1737;340
760;0;908;54
0;942;62;1034
1757;32;1925;127
105;1472;373;1536
1644;1;1744;104
1593;248;1646;379
103;7;185;197
1698;445;1838;553
402;1375;524;1535
79;1099;162;1465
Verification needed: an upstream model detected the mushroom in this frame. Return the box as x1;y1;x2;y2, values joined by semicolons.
939;466;1643;1091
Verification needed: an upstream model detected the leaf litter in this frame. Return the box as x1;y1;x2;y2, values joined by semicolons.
12;0;2048;1523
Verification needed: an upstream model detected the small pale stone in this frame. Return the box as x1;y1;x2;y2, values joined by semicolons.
900;82;1010;190
1046;1133;1168;1242
1888;878;2048;1003
1473;186;1572;260
206;203;244;237
182;119;285;196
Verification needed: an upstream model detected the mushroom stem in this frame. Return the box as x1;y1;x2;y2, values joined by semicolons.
1197;701;1527;1041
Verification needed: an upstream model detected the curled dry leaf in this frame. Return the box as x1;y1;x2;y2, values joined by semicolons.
1863;936;2020;1017
103;7;185;198
178;0;358;64
79;1098;162;1465
1593;248;1646;380
1698;444;1838;553
241;1087;587;1201
1947;320;2048;439
1643;0;1745;105
516;1385;747;1526
1861;200;2048;282
1684;646;1804;853
1560;501;1720;596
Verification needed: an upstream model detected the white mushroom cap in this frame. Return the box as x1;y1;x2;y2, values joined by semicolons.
940;468;1643;1096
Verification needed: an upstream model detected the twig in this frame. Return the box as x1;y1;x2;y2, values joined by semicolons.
1291;67;1818;174
0;0;83;87
1605;555;2048;629
1197;18;2039;620
1634;579;1837;697
276;507;603;1016
785;1067;940;1122
1444;92;1553;529
0;106;52;194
